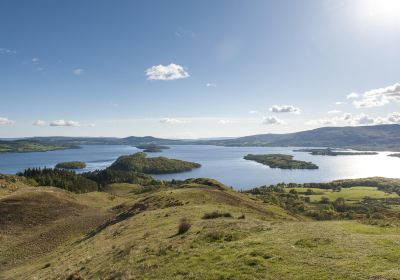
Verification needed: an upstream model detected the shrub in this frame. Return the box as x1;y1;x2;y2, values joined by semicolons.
320;196;331;204
177;218;191;235
238;214;246;219
202;211;233;219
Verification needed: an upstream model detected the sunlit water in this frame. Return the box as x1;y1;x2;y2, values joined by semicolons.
0;145;398;189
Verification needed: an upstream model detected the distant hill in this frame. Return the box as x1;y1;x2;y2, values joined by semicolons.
204;124;400;151
27;136;182;146
12;124;400;152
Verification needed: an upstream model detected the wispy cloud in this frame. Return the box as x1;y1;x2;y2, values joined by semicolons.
248;110;258;114
0;117;15;125
49;120;80;127
159;118;191;124
335;101;346;105
72;68;84;75
305;118;337;126
306;111;400;127
33;120;46;126
270;105;300;114
346;92;359;99
0;48;17;55
32;57;39;63
146;63;189;80
217;119;230;125
262;116;285;125
206;83;216;87
328;110;341;114
352;83;400;108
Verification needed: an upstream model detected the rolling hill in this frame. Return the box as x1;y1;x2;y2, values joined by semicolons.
207;124;400;151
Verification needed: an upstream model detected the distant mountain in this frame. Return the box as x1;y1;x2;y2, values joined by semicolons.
204;124;400;151
26;136;182;146
20;124;400;151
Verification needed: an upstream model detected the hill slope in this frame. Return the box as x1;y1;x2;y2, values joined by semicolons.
1;176;400;279
208;124;400;150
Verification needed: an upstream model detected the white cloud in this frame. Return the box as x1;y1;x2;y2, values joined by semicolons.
346;92;359;99
36;67;44;72
342;113;352;121
335;101;346;105
248;110;258;114
72;68;84;75
0;48;17;54
159;118;190;124
306;111;400;127
352;83;400;108
0;117;15;125
328;110;341;114
262;116;285;125
146;63;189;80
206;83;216;87
32;57;39;63
217;119;230;125
270;105;300;114
49;120;80;127
351;113;376;125
33;120;46;126
306;118;337;126
387;112;400;124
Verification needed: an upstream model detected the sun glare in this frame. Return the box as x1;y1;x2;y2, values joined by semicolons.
361;0;400;26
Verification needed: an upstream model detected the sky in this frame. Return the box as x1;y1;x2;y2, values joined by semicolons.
0;0;400;138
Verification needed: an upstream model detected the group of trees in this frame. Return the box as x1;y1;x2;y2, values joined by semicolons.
108;152;201;174
244;154;319;170
18;168;98;193
246;183;400;221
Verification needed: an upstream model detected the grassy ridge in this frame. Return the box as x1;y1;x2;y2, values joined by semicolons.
0;140;77;153
1;176;400;279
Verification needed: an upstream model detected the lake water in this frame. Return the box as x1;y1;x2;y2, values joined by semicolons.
0;145;399;189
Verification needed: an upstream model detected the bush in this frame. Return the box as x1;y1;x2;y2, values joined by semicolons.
320;196;330;204
177;218;191;235
202;211;233;219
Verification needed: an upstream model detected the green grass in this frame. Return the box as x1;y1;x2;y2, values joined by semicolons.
2;177;400;279
287;186;399;203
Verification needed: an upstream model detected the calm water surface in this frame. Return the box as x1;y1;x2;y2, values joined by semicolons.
0;145;399;189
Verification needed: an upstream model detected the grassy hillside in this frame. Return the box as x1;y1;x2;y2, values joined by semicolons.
1;175;400;279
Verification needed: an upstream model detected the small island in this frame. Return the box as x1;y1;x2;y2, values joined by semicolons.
55;161;87;170
135;144;170;153
294;148;378;156
244;154;319;170
388;153;400;158
109;152;201;174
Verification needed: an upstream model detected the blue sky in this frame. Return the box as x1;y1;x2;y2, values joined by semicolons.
1;0;400;138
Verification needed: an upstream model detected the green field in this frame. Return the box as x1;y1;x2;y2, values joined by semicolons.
287;186;399;203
